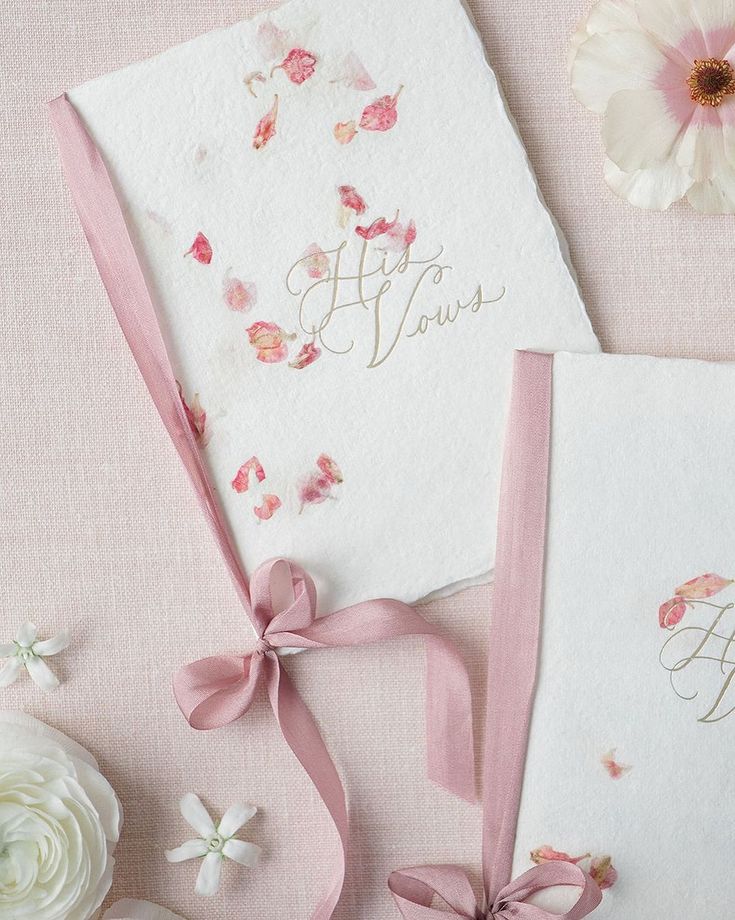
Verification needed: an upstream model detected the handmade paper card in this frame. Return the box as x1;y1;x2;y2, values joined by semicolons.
497;351;735;918
60;0;598;610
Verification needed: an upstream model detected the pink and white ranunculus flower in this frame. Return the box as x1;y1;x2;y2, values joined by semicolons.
0;711;122;919
569;0;735;211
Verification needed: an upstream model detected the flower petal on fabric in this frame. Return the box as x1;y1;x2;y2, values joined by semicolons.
164;839;209;863
16;621;37;647
603;156;693;208
25;655;59;690
195;852;223;897
218;804;257;837
33;629;71;656
603;88;686;171
0;642;15;657
0;656;23;688
179;793;216;837
571;29;668;114
682;129;735;213
222;839;262;867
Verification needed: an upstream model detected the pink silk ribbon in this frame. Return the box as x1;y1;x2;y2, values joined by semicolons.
48;93;475;920
389;352;602;920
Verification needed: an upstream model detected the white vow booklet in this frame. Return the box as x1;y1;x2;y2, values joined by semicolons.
504;351;734;918
61;0;598;609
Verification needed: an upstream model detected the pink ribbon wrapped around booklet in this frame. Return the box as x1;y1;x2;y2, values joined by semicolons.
452;349;733;919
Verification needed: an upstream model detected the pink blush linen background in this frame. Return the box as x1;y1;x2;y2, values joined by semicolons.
1;1;734;919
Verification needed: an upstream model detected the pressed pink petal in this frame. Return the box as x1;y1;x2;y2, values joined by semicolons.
289;342;321;369
277;48;318;84
301;243;329;279
659;596;688;629
246;321;293;363
338;52;376;91
177;382;208;446
601;749;632;780
256;21;290;60
675;573;733;599
253;95;279;150
184;232;213;264
334;121;358;144
338;185;368;215
298;473;331;508
590;856;618;890
224;276;257;312
530;846;589;866
383;218;417;251
359;86;403;132
355;214;399;240
254;494;282;520
316;453;343;484
232;456;266;493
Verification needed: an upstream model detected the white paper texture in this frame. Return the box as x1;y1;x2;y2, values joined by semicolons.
513;352;735;917
68;0;599;611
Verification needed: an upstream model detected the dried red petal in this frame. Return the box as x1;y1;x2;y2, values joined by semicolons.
278;48;318;85
289;342;321;369
254;494;282;520
338;185;368;215
253;95;279;150
184;232;213;264
355;214;399;240
675;573;733;599
359;86;403;132
232;456;266;493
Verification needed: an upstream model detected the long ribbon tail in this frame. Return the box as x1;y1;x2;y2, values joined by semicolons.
482;351;554;901
265;657;349;920
47;94;252;612
278;600;476;802
388;865;479;919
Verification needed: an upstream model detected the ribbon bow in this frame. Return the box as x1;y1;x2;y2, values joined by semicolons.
389;863;601;920
50;98;476;920
174;558;476;920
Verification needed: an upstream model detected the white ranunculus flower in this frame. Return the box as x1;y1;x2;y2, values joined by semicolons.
103;900;186;920
569;0;735;211
0;711;122;919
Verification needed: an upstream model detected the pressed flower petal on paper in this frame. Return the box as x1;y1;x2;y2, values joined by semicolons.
338;185;368;215
177;382;208;446
317;453;343;484
301;243;330;279
256;20;291;61
246;321;294;363
590;855;618;890
675;572;733;599
231;457;266;494
253;95;279;150
244;71;267;97
359;86;403;132
275;48;318;84
355;214;399;240
334;120;358;144
659;596;688;629
601;748;632;779
254;494;282;520
289;341;321;369
337;52;376;91
531;846;590;865
223;275;257;312
298;473;332;509
184;232;212;264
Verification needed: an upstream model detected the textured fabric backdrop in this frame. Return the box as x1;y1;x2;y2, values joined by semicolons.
1;2;733;919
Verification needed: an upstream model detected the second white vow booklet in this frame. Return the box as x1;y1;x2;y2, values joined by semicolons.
64;0;598;608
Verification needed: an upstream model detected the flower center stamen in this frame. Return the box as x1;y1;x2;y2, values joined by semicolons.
687;58;735;106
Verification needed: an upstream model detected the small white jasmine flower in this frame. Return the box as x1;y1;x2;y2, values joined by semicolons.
0;622;70;691
165;793;261;897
